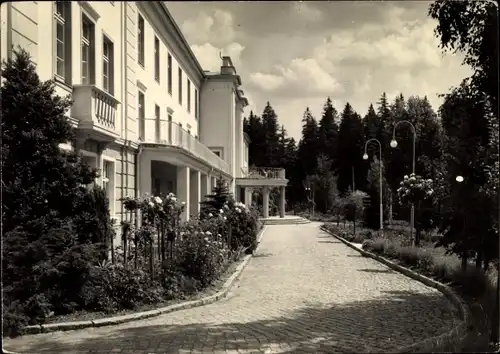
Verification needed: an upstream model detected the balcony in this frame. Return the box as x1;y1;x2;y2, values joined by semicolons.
71;85;120;141
236;167;288;187
247;167;286;179
141;120;230;175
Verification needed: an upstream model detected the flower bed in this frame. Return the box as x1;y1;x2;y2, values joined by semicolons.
3;193;261;338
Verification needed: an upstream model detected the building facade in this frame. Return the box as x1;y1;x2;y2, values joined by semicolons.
1;1;288;238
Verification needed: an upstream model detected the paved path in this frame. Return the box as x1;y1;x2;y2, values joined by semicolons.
4;223;461;354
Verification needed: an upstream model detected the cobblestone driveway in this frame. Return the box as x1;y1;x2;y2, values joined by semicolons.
4;223;462;354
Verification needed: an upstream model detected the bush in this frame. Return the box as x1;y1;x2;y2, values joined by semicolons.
173;232;230;288
80;264;164;313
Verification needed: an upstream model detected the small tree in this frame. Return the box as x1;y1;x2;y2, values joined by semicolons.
200;177;233;219
345;189;367;234
397;173;435;246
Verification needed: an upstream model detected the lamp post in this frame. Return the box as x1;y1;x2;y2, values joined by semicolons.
363;138;383;235
391;120;417;244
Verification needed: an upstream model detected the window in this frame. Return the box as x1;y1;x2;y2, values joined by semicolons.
138;91;145;140
138;14;145;66
54;1;72;83
194;89;198;119
102;160;115;215
103;36;114;94
187;80;191;113
81;15;95;84
167;54;172;94
154;36;160;82
167;113;172;143
102;160;112;193
212;148;223;158
178;68;182;105
155;104;160;142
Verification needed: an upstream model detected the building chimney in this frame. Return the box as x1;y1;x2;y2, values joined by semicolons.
221;56;236;75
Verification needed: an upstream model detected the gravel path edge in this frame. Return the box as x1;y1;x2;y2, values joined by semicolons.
319;225;471;353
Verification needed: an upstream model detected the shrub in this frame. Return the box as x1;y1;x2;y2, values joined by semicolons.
80;264;164;313
173;232;230;288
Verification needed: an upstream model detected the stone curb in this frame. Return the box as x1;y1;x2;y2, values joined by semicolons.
18;226;268;337
320;226;471;354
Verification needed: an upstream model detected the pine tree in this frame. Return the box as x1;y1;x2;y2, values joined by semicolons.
298;107;320;176
337;103;366;195
200;177;233;218
261;102;280;167
243;111;265;167
1;48;98;233
2;48;110;332
318;97;339;170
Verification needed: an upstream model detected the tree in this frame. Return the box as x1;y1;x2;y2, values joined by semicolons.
1;48;109;332
429;0;498;117
261;102;281;167
318;97;339;169
243;111;266;167
364;156;391;230
308;154;338;213
1;48;98;234
337;103;366;194
345;189;367;234
200;177;233;218
297;107;320;203
437;81;496;269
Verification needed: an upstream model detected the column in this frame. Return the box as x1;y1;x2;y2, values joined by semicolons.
176;166;190;222
262;186;269;218
200;173;209;200
139;154;152;198
189;169;201;217
211;176;217;191
279;186;286;218
245;187;253;208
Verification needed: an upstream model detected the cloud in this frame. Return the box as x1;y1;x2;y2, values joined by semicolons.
248;58;343;98
181;10;236;47
290;2;324;22
168;2;473;140
191;42;245;72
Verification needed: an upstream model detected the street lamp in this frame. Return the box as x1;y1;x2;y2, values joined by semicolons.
391;120;417;244
455;175;464;183
363;138;383;235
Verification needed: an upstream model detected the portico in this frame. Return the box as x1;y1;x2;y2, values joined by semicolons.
236;167;288;218
138;144;230;221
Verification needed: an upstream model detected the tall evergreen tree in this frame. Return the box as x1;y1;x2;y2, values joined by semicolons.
261;102;280;167
337;103;366;195
318;97;339;170
243;111;265;167
298;107;320;177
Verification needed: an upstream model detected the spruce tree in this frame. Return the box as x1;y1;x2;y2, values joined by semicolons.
200;177;233;218
1;48;97;233
318;97;339;170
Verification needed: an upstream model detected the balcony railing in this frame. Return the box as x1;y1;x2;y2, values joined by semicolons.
71;85;119;138
141;120;230;174
247;167;286;179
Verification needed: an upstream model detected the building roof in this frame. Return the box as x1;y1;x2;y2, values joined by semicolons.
159;3;206;77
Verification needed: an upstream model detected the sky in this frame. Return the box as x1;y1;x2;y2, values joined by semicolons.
167;1;472;141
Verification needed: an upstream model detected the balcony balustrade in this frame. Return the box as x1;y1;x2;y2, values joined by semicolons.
141;119;230;174
71;85;120;140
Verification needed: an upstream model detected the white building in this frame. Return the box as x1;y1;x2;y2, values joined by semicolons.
0;1;288;237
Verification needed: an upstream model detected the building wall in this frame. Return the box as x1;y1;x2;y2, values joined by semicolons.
1;1;248;223
199;80;233;163
129;2;201;144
